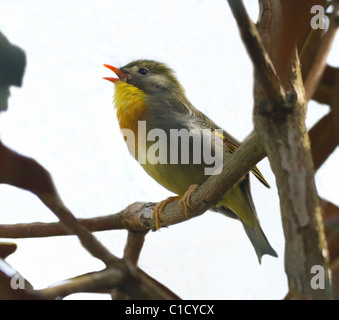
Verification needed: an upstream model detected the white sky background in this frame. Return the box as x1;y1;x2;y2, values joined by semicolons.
0;0;337;300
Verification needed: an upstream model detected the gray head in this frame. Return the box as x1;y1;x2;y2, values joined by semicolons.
103;59;185;97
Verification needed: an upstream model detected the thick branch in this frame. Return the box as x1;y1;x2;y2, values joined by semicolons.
244;0;332;299
226;0;332;299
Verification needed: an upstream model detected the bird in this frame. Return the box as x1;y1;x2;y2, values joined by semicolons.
103;59;277;263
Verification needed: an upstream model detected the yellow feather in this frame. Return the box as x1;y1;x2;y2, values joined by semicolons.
113;81;148;134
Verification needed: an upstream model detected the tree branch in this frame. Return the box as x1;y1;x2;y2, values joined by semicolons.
0;131;267;300
111;231;147;299
0;131;266;236
38;262;181;300
304;3;339;101
0;211;127;238
0;142;180;299
227;0;287;114
38;268;125;299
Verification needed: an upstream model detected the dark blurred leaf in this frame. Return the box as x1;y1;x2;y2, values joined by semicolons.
309;111;337;171
310;65;339;170
0;30;26;87
0;242;17;259
313;65;338;106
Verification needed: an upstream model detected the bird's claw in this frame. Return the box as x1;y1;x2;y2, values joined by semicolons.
178;184;200;220
152;196;179;229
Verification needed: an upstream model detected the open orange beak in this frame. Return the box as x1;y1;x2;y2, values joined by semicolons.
103;64;130;83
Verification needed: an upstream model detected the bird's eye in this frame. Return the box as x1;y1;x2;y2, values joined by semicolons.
138;67;149;75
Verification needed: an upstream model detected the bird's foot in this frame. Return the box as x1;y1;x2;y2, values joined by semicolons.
152;196;180;229
178;184;200;219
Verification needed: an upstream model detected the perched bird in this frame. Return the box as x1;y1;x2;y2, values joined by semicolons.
103;59;277;263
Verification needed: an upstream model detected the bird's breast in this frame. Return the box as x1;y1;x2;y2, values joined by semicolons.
113;81;148;134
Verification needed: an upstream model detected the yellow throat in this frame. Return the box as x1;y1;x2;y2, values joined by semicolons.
113;81;148;133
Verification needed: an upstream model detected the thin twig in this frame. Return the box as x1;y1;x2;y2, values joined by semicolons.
38;268;125;299
42;196;120;266
227;0;287;114
111;231;147;299
0;212;127;238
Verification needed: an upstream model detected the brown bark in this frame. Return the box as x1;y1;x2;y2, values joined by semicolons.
228;0;332;299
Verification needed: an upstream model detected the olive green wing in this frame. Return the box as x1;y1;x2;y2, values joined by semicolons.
220;133;271;188
185;101;270;188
